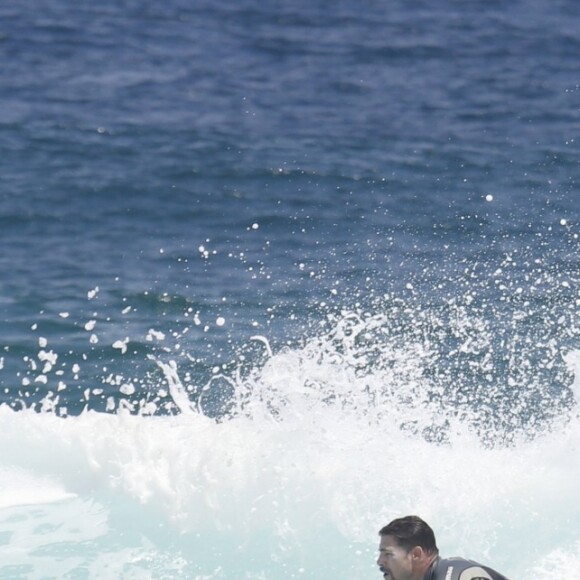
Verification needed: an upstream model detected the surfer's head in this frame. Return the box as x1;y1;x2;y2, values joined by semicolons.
377;516;439;580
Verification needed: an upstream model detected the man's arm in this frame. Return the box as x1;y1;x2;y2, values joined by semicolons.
433;558;510;580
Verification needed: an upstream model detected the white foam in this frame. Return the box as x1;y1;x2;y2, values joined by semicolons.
0;467;74;509
0;377;579;578
0;321;578;578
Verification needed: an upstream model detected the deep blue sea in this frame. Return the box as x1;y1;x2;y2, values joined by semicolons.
0;1;579;578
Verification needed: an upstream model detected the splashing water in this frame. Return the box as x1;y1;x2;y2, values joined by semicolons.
0;300;579;578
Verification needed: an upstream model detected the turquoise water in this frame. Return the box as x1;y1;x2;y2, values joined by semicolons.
0;1;579;578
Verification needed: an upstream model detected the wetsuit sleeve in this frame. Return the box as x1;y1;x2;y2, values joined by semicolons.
432;558;510;580
456;567;496;580
458;567;509;580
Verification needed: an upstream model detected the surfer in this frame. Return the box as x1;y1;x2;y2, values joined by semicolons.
377;515;510;580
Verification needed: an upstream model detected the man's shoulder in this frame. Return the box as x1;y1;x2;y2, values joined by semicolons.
430;556;510;580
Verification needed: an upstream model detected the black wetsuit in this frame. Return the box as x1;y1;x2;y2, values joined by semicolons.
424;557;510;580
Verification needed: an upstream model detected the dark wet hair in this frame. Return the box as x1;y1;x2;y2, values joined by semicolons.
379;515;439;555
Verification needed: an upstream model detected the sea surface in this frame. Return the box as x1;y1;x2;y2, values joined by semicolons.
0;1;579;578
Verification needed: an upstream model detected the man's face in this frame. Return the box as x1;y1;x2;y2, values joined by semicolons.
377;534;414;580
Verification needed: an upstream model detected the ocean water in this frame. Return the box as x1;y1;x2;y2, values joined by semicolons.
0;0;579;578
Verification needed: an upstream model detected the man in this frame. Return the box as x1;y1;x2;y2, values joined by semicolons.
377;515;510;580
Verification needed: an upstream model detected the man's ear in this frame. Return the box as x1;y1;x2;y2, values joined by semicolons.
410;546;424;561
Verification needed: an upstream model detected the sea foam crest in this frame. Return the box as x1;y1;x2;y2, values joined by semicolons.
0;310;578;577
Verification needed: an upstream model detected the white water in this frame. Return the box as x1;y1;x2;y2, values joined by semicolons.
0;328;579;579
